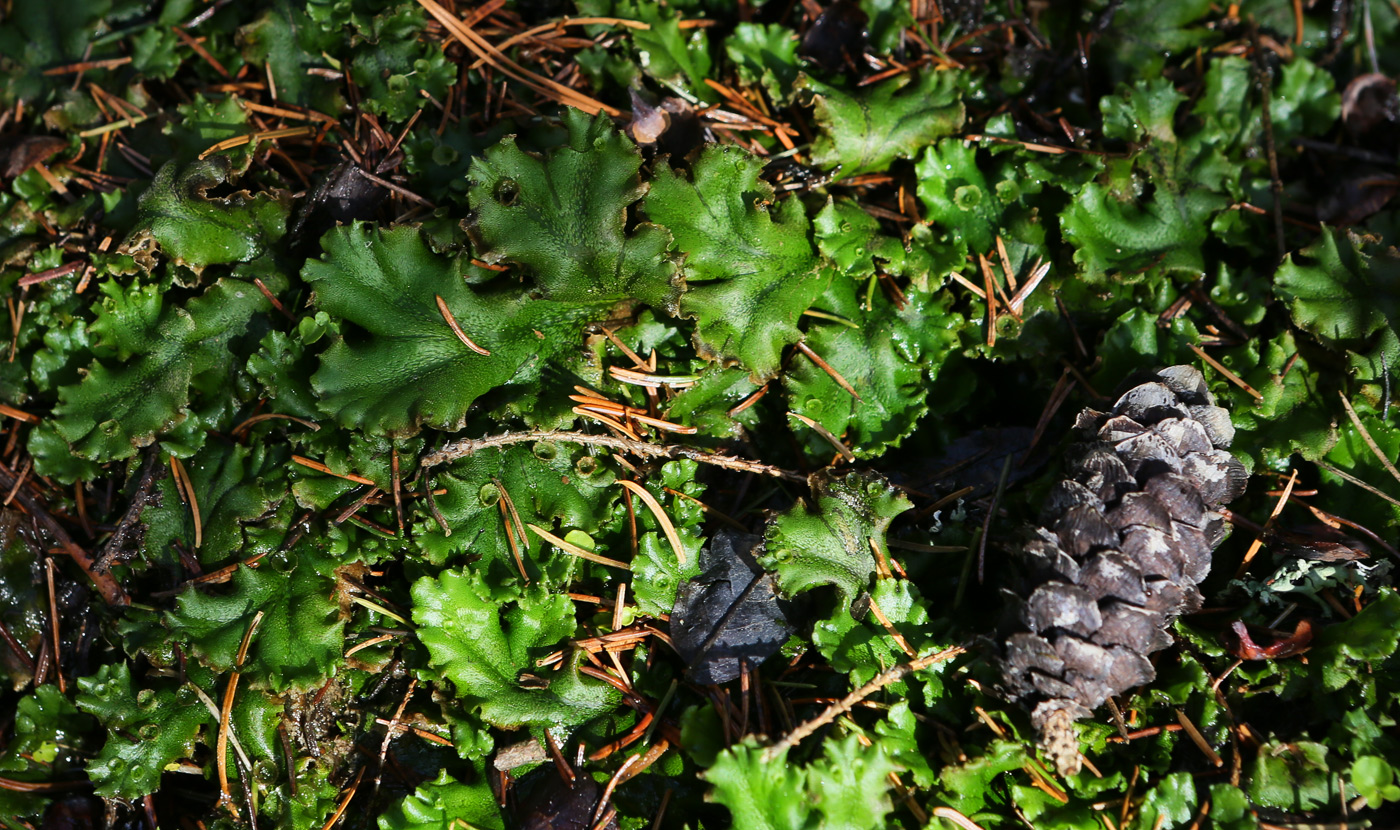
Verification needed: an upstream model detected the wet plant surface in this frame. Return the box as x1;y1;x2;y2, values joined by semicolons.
2;1;1400;828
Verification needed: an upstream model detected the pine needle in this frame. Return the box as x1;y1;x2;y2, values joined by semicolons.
435;294;491;355
528;523;632;570
198;126;314;159
416;0;620;116
170;455;202;549
619;480;688;566
789;411;856;462
795;341;861;400
292;455;376;485
1189;344;1263;400
219;611;264;811
1338;391;1400;487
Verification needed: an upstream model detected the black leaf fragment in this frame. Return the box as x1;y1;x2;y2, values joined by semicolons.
998;366;1248;775
670;530;791;684
517;770;619;830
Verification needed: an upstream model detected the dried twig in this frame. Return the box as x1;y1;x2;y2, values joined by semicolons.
762;646;964;761
422;430;805;482
618;480;688;565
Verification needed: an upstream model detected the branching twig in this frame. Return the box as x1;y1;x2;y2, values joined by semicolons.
423;431;806;482
762;645;965;761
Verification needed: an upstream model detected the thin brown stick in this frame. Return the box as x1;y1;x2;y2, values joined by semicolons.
422;430;805;482
761;646;964;761
18;262;83;287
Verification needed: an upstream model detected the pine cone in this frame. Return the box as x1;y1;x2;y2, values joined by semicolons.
999;366;1248;775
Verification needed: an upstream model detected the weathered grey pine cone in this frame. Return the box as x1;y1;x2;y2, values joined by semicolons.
999;365;1249;775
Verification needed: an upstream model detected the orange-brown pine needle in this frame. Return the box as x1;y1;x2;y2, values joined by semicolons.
219;611;264;810
0;403;38;424
795;341;861;400
319;767;366;830
1235;469;1297;577
573;407;642;440
496;484;530;582
170;456;202;549
435;295;491;355
198;126;313;159
46;559;63;693
789;411;856;462
291;455;375;485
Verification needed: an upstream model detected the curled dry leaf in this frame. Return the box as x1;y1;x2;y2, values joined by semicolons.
1227;618;1315;661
